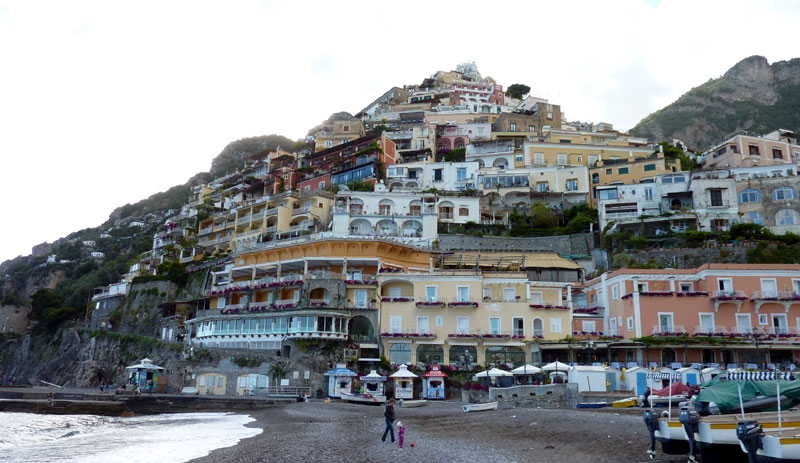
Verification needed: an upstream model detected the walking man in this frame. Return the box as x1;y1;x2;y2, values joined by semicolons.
381;398;396;443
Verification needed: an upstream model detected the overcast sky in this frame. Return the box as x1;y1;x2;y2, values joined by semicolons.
1;0;799;264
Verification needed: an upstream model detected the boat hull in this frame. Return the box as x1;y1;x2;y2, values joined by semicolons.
463;402;498;412
340;392;386;405
400;400;427;408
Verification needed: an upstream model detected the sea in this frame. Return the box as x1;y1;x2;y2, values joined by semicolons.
0;412;262;462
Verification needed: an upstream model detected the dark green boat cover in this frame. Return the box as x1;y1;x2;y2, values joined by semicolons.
694;376;800;413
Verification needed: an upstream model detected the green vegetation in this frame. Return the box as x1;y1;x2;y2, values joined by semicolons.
506;83;530;100
437;148;465;162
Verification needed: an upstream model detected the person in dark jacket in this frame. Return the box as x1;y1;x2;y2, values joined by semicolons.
381;398;396;443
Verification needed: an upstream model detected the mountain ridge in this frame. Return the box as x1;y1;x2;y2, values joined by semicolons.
630;55;800;150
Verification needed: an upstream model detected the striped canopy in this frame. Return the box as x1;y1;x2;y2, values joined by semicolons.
646;372;682;380
724;371;795;381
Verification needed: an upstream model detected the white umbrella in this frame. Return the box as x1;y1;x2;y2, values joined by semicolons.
511;364;542;375
473;367;513;379
542;361;570;372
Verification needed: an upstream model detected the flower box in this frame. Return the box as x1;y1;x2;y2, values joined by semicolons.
416;301;445;307
639;291;673;297
447;333;480;338
447;301;479;308
381;297;413;303
379;267;403;273
676;291;709;297
528;304;569;310
481;333;511;339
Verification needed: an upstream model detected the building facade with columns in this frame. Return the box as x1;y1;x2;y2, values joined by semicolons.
378;270;575;369
582;264;800;368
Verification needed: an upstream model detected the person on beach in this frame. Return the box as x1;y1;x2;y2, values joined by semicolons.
397;421;405;449
381;398;396;443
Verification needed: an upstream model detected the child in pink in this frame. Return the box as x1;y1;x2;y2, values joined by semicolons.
397;421;405;449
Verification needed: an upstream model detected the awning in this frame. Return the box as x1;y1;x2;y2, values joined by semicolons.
357;343;379;349
387;339;411;344
484;342;526;347
447;341;478;346
416;340;445;345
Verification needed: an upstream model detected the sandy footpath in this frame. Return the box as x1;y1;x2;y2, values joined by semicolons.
190;401;684;463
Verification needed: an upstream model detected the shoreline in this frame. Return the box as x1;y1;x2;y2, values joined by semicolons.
190;401;654;463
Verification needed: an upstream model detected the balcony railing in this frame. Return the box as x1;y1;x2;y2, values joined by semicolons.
381;329;437;338
266;207;278;216
711;290;748;301
448;329;482;338
416;298;446;307
307;271;343;280
236;215;251;225
275;298;298;306
199;226;212;235
751;291;800;301
651;325;687;335
293;206;311;215
693;326;729;336
308;298;332;307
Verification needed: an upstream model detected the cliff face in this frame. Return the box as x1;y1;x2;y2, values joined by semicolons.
630;55;800;150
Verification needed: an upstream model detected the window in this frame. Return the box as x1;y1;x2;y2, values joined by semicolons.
319;181;325;189
699;313;715;332
389;287;401;298
409;203;421;216
606;168;613;175
749;145;760;156
456;168;467;182
534;153;544;164
618;167;629;175
342;125;350;132
532;318;544;337
592;173;600;184
503;288;516;302
489;317;501;334
739;189;762;203
355;290;368;308
637;282;648;292
772;314;788;334
457;286;469;302
645;188;653;200
483;286;492;301
217;297;226;309
390;316;402;333
457;316;470;334
611;285;619;300
582;320;597;332
529;292;543;305
459;207;469;217
425;286;438;302
679;283;693;292
658;313;674;333
513;318;525;337
758;314;768;325
528;125;536;132
439;204;453;219
627;317;634;331
644;164;656;172
709;189;724;207
608;318;617;335
417;316;430;334
777;209;800;226
588;155;598;166
598;189;618;200
773;187;797;200
433;169;443;182
557;153;567;165
761;278;778;298
773;148;784;159
744;211;764;225
711;218;728;231
549;317;562;333
515;154;523;162
566;179;578;191
509;122;517;132
536;182;549;193
304;186;310;192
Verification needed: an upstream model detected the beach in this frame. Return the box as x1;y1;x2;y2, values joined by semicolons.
191;401;671;463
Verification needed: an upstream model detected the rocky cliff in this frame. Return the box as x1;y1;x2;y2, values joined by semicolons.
630;55;800;150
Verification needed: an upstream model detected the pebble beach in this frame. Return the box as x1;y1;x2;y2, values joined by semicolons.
190;401;671;463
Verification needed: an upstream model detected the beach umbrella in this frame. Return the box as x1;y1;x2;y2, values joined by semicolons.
511;364;542;375
542;361;570;372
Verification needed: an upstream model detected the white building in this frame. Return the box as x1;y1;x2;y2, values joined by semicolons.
331;184;480;241
386;161;480;191
466;139;516;169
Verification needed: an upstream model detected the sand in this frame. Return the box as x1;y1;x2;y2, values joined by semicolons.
190;401;683;463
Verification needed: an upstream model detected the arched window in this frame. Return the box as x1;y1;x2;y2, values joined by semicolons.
389;344;411;365
438;201;454;219
744;211;764;225
532;318;544;337
739;189;762;203
777;209;800;226
378;199;393;215
773;186;797;200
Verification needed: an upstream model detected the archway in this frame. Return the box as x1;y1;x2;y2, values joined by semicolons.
701;349;715;364
348;316;375;343
389;344;411;365
486;346;525;368
402;219;423;237
375;219;398;235
449;345;478;369
492;158;508;169
416;344;444;367
349;219;373;235
661;348;677;366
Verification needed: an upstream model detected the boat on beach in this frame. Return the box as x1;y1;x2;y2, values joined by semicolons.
339;392;387;405
462;402;498;412
612;397;638;408
399;399;427;408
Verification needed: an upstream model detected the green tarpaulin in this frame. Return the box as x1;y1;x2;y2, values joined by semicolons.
694;376;800;413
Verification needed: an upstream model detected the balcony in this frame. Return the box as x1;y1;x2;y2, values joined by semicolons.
651;325;687;336
380;330;437;339
218;303;247;314
416;298;446;308
199;226;213;235
307;271;343;280
448;329;481;339
711;290;748;301
751;291;800;301
275;298;299;307
308;298;332;307
693;326;729;336
293;206;311;216
286;329;348;341
266;207;278;216
447;299;479;308
345;275;377;285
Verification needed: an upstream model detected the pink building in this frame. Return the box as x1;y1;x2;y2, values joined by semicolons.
583;264;800;368
705;130;800;169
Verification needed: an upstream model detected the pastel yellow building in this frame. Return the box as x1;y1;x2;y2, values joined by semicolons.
378;272;574;368
523;140;654;169
588;154;680;205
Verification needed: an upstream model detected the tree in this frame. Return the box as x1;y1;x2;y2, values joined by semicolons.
506;84;531;100
31;288;64;324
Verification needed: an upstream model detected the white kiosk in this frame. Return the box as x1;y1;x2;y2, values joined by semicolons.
360;370;387;396
390;364;418;399
324;364;358;398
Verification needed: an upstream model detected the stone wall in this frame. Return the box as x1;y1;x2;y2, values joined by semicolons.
0;305;29;334
616;242;754;269
438;233;595;255
488;383;578;408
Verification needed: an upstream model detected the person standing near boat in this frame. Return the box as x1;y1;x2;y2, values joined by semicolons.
381;398;396;443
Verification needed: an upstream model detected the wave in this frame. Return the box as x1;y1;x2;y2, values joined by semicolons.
0;412;261;462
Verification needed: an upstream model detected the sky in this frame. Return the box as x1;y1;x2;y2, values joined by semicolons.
1;0;799;264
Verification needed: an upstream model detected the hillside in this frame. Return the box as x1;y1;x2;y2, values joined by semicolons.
630;55;800;151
